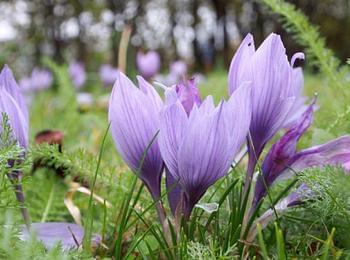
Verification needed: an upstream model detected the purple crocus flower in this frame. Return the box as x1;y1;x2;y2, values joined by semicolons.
99;64;119;87
252;101;350;208
20;222;100;250
228;33;306;184
0;65;29;149
108;72;164;200
136;51;161;80
158;81;252;218
170;60;187;78
20;68;53;93
0;65;30;226
69;61;86;90
247;183;312;242
173;78;201;115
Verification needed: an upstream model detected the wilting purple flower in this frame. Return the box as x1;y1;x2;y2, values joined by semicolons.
159;82;252;218
99;64;119;87
20;68;53;93
170;60;187;77
109;72;164;199
247;183;312;242
69;61;86;90
0;65;29;149
252;101;350;208
20;222;101;250
228;33;306;183
136;51;161;79
173;78;201;115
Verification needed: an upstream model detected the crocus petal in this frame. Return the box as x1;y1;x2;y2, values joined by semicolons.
247;33;294;155
290;136;350;173
109;72;163;199
174;78;202;115
165;168;182;215
20;222;100;250
0;88;28;149
0;65;29;125
283;67;307;127
158;97;188;177
137;76;163;110
253;102;314;206
224;82;252;156
228;34;255;95
198;95;215;114
251;97;295;157
177;103;231;216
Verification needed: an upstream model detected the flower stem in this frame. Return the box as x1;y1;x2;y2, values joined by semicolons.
7;172;31;229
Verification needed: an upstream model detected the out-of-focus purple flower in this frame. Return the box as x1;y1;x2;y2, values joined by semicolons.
77;92;94;107
159;82;252;218
170;60;187;77
173;78;201;115
252;101;350;208
99;64;119;87
20;68;53;93
344;161;350;172
69;61;86;90
20;222;101;250
108;72;164;199
0;65;29;149
136;51;161;79
228;33;306;183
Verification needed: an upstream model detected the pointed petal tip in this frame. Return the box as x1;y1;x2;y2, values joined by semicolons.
291;52;305;67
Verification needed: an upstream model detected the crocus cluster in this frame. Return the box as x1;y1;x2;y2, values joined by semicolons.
109;71;252;218
19;68;53;93
136;50;161;80
109;32;350;227
69;61;86;90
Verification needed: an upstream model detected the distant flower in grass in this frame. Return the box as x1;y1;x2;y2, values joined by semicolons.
252;100;350;208
170;60;187;78
20;222;101;250
20;68;53;93
136;51;161;79
69;61;86;90
108;72;164;200
99;64;118;87
228;33;307;186
159;81;252;218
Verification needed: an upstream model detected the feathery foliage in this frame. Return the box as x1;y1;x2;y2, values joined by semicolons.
260;0;350;133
